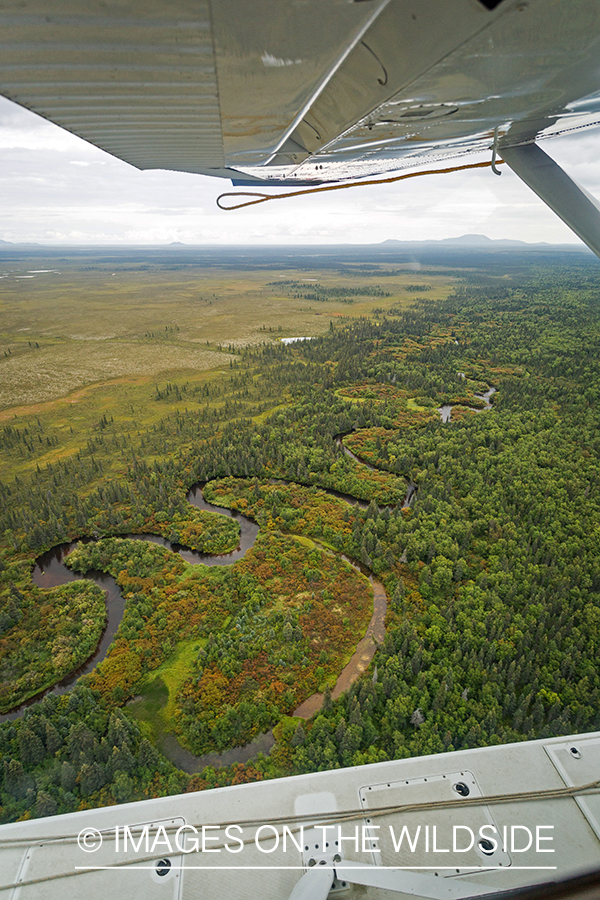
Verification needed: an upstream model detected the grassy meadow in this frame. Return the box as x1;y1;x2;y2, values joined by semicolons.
0;248;455;483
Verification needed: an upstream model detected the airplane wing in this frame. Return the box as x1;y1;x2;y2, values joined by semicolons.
0;0;599;186
3;0;600;252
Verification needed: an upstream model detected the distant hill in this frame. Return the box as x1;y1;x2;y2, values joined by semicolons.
0;241;42;247
379;233;558;249
441;234;529;247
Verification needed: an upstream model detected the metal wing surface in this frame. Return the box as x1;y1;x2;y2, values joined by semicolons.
2;0;600;186
1;733;600;900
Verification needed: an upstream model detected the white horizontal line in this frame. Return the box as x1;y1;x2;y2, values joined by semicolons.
75;866;558;871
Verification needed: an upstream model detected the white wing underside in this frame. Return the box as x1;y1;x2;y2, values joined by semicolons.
2;0;600;185
1;733;600;900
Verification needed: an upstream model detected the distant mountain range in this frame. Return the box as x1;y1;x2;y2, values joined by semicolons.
0;239;40;246
0;234;588;251
379;233;583;249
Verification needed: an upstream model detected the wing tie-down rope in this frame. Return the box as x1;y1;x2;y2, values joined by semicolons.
216;159;504;211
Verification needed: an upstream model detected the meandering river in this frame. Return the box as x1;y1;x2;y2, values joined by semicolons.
2;482;387;775
5;390;498;765
438;386;496;423
0;489;259;723
334;433;417;508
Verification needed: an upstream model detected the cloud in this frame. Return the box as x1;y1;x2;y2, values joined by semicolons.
1;94;599;245
0;108;92;153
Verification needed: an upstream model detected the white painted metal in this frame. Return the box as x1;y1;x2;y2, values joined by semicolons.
0;0;225;172
1;0;600;185
0;732;599;899
359;771;511;873
545;737;600;844
0;0;387;177
287;867;334;900
333;861;497;898
226;0;600;185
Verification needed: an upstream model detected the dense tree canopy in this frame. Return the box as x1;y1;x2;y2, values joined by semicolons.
2;258;600;820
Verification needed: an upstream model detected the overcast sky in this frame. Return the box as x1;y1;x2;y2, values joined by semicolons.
2;94;600;246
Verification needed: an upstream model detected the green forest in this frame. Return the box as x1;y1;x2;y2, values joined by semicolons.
1;257;600;821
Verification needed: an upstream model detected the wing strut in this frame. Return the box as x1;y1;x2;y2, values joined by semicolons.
501;143;600;259
287;862;600;900
287;861;498;900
